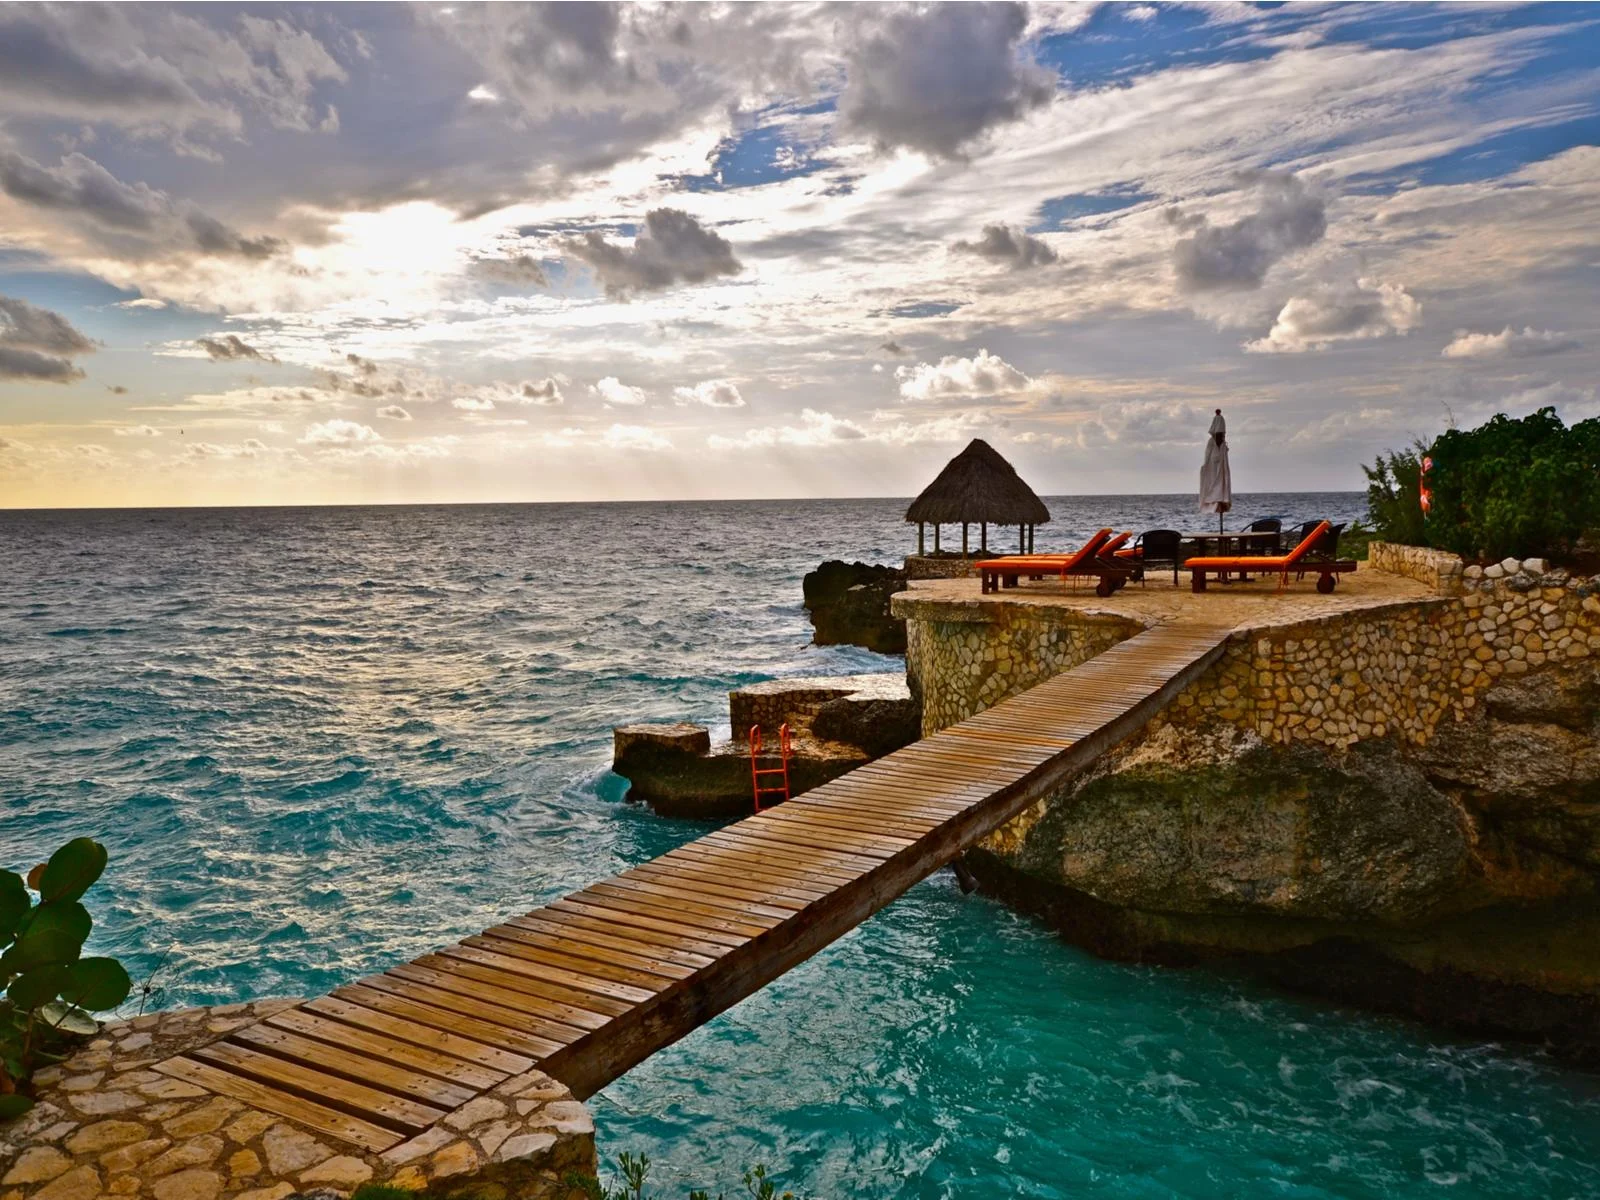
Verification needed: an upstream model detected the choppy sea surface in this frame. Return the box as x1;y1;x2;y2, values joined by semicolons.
4;495;1598;1199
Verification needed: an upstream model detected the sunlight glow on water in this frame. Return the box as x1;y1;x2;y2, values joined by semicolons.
5;497;1598;1198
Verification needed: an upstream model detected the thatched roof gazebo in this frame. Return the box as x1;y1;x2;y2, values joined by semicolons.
905;437;1050;557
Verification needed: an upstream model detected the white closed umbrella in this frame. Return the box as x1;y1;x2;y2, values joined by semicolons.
1199;408;1232;532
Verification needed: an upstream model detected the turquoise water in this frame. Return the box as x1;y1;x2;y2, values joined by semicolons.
4;497;1599;1197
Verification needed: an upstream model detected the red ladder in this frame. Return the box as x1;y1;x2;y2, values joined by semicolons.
748;723;793;812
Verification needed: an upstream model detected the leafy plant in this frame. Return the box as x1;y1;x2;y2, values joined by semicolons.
1425;408;1600;561
565;1154;795;1200
1362;440;1429;548
1;838;132;1119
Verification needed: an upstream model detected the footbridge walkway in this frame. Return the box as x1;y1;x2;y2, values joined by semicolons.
152;619;1234;1152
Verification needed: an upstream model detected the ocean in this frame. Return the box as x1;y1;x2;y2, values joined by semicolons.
3;495;1598;1198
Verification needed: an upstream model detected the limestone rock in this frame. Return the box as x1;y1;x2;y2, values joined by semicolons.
802;560;908;654
261;1125;331;1176
3;1147;72;1186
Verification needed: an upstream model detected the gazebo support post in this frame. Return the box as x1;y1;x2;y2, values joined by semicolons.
962;523;968;557
981;521;987;552
1029;524;1035;552
934;524;941;553
918;522;925;556
1018;524;1024;552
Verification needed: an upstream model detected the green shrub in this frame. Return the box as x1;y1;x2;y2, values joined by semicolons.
1;838;132;1119
565;1154;795;1200
1362;441;1429;548
1425;408;1600;561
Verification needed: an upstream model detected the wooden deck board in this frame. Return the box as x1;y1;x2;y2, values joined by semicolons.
163;620;1230;1142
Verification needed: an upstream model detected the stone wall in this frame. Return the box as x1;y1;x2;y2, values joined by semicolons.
903;555;981;581
0;1003;596;1200
1367;541;1466;595
1157;565;1600;751
728;675;908;743
897;597;1142;735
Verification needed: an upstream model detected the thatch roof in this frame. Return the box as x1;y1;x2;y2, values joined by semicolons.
904;438;1051;525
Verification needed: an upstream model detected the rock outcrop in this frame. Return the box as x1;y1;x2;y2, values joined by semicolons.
802;561;907;654
612;674;918;818
967;661;1600;1061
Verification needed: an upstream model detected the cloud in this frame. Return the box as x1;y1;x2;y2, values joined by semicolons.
839;2;1054;159
113;425;162;437
1125;4;1159;21
952;224;1058;269
673;379;745;408
376;405;411;421
198;334;275;362
345;352;378;375
0;150;281;260
602;423;671;452
0;6;345;138
301;419;380;445
896;348;1031;401
1245;279;1421;353
467;253;549;288
709;408;869;450
183;438;269;460
520;378;563;405
592;376;647;406
0;294;95;382
452;396;495;412
1441;326;1579;359
108;385;129;395
880;340;910;356
562;208;742;297
1172;172;1326;292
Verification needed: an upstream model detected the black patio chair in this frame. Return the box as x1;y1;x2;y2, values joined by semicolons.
1294;521;1345;578
1132;529;1182;586
1245;517;1282;555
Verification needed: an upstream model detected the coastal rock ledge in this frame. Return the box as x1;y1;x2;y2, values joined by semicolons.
895;543;1600;1062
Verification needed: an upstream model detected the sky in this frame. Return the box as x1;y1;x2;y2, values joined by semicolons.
0;1;1597;508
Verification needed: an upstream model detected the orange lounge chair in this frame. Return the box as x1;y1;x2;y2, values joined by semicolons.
977;529;1134;598
1185;520;1356;594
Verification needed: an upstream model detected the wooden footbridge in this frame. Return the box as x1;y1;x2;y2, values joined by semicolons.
154;620;1233;1151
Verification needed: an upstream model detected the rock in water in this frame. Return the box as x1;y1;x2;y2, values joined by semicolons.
802;560;907;654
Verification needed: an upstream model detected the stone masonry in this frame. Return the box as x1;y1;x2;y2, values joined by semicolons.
0;1003;596;1200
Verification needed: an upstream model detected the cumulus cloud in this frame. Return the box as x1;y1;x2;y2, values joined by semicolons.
452;396;495;412
839;2;1053;159
602;423;671;452
1245;279;1421;353
952;223;1058;269
467;253;549;288
1441;326;1579;359
520;378;564;405
673;379;745;408
562;209;742;297
709;409;868;450
0;294;95;382
1172;172;1326;292
880;340;910;356
0;150;281;260
896;348;1031;401
592;376;647;406
183;438;269;460
198;334;275;362
113;425;162;437
376;404;411;421
0;6;344;137
301;419;380;445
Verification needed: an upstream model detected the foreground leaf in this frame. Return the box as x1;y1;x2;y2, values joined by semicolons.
36;1002;99;1037
8;965;69;1012
37;840;108;904
0;872;28;942
61;958;132;1012
0;1093;34;1120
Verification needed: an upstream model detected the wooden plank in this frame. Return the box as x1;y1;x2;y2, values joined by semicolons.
481;923;699;980
633;857;831;902
445;941;662;1004
232;1022;478;1109
662;842;860;888
193;1041;446;1133
330;983;570;1059
582;880;785;931
623;864;819;911
399;959;623;1026
691;829;882;874
301;994;535;1077
510;910;722;966
358;971;592;1045
548;897;747;950
155;1056;402;1152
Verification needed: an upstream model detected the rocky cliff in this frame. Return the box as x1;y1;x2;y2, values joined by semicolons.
966;658;1600;1062
802;560;907;654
